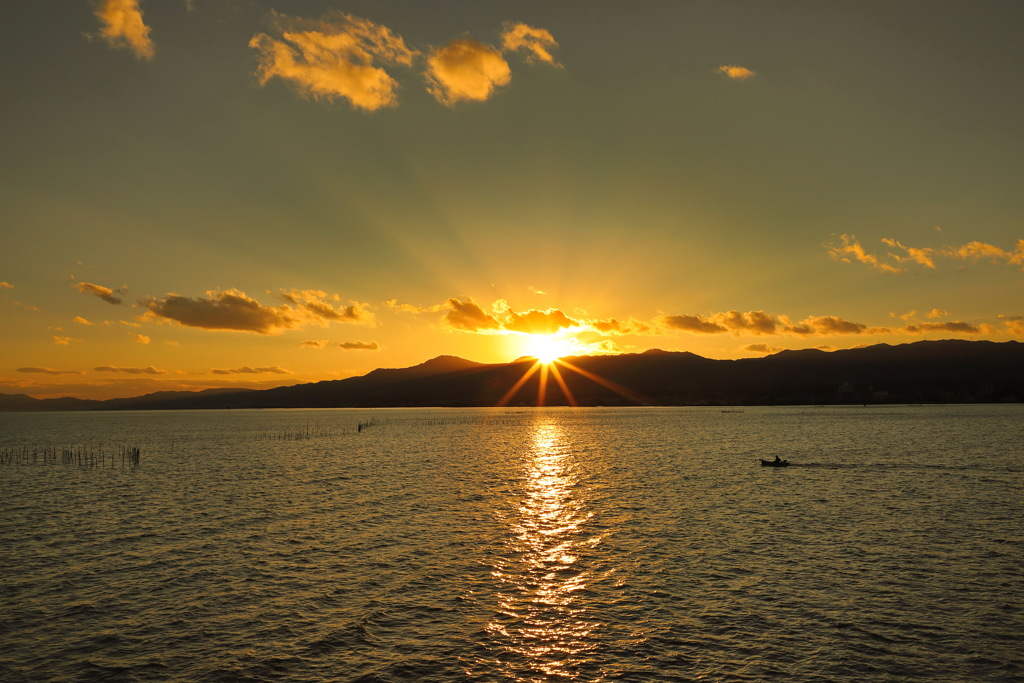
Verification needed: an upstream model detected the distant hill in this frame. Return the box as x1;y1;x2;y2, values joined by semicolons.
1;340;1021;411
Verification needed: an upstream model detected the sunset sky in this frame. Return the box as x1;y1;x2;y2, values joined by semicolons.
2;1;1022;400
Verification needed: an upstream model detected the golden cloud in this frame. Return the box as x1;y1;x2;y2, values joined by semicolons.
250;12;417;111
133;333;151;344
143;289;302;333
830;235;1024;272
0;281;13;289
717;65;755;80
94;0;155;60
384;299;431;314
744;343;786;355
660;310;884;337
945;239;1024;266
211;366;292;375
825;235;902;273
52;336;81;345
501;23;560;66
590;318;652;335
17;367;85;375
425;39;512;106
338;341;380;350
442;298;503;332
75;281;123;305
882;238;936;268
142;289;374;333
73;316;93;326
95;365;166;375
504;309;578;335
902;321;983;335
280;289;376;325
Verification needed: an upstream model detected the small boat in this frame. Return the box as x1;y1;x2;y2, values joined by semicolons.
759;458;790;467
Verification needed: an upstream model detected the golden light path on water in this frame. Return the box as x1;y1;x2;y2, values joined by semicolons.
487;418;605;680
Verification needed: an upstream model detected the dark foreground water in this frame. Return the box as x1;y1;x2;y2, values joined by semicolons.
1;405;1021;682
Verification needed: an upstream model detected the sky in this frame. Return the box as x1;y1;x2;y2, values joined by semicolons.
2;0;1022;400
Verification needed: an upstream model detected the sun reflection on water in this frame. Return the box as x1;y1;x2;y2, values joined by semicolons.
487;418;602;680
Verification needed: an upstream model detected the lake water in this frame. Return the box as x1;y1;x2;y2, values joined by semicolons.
1;405;1021;682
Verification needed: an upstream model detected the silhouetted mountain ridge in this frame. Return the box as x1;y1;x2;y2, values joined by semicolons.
1;340;1020;410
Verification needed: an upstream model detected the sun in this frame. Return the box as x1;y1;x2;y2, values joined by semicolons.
521;333;578;364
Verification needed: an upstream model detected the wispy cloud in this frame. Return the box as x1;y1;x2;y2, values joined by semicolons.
93;0;155;60
825;235;902;273
211;366;292;375
142;289;373;334
250;11;417;111
827;235;1024;273
426;39;511;106
279;289;376;325
95;365;167;375
501;23;560;66
17;367;85;375
881;238;936;268
72;316;93;326
52;335;82;345
717;65;755;80
0;281;12;289
132;333;151;344
75;282;123;305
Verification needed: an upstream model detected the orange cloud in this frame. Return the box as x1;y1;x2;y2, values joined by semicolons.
501;23;560;66
882;238;936;268
0;281;12;289
660;310;884;337
143;289;302;333
73;316;93;326
133;333;151;344
384;298;435;314
717;65;755;80
505;309;578;335
590;318;651;335
94;0;155;60
902;321;983;335
338;341;379;350
52;336;81;345
825;235;902;273
75;281;123;305
17;367;84;375
143;289;373;333
744;343;786;355
830;235;1024;272
442;298;503;332
250;12;417;111
426;39;512;106
944;239;1024;266
280;289;376;325
95;365;166;375
658;314;727;334
211;366;292;375
659;311;782;335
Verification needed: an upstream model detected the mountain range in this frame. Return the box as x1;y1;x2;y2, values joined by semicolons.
2;340;1021;411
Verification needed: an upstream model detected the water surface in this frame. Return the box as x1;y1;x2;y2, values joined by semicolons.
1;405;1021;681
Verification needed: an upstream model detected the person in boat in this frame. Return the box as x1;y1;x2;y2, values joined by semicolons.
773;455;782;464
